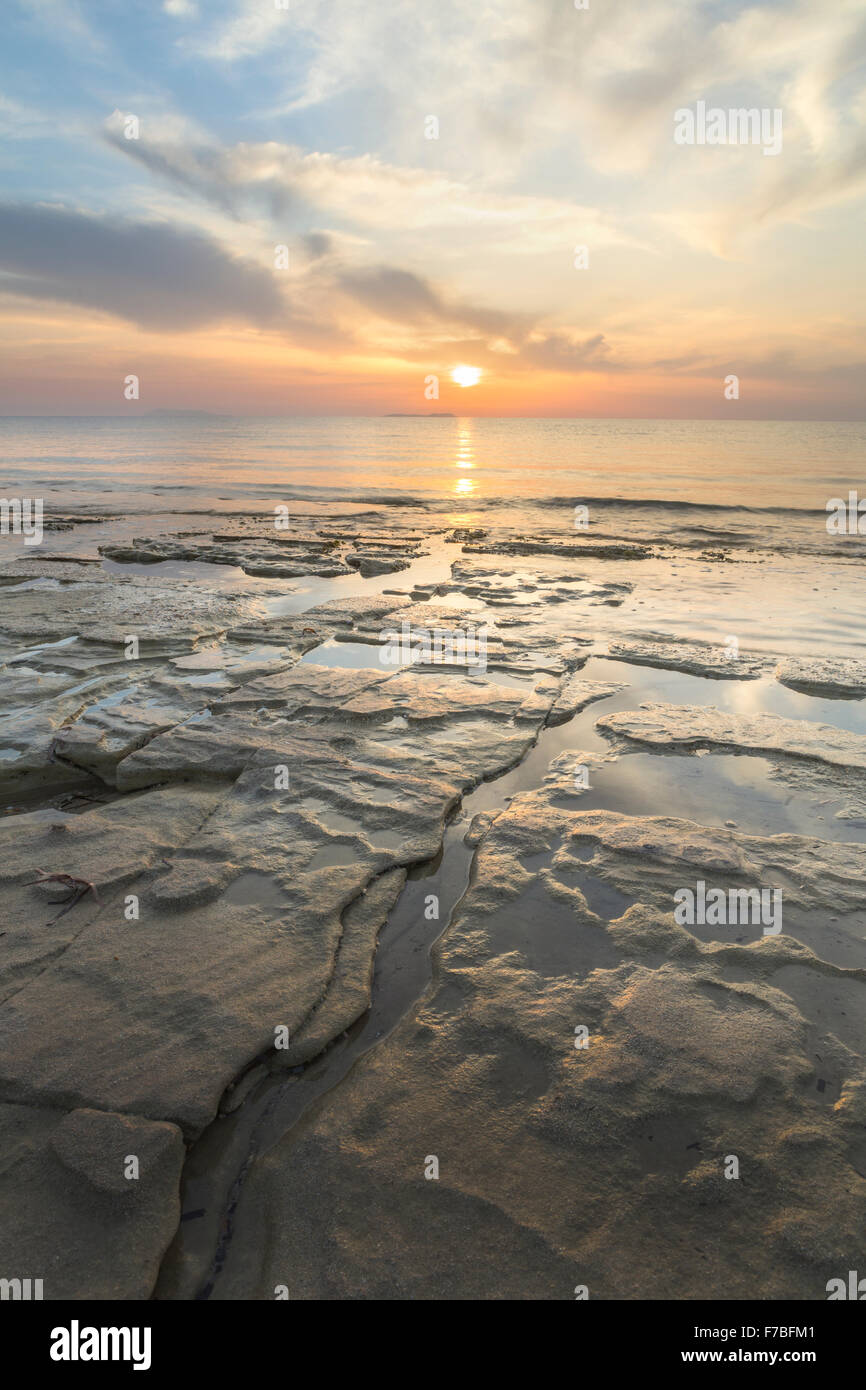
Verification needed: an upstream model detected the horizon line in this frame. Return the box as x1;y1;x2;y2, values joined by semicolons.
1;413;865;424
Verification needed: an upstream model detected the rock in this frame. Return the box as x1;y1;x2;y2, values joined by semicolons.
0;1103;183;1298
0;666;558;1139
215;663;391;715
51;1107;183;1195
0;785;224;1000
100;535;355;579
214;766;866;1300
775;656;866;699
53;703;186;784
220;1064;269;1115
606;639;769;679
278;867;407;1067
464;811;496;846
597;701;866;770
462;538;652;560
546;677;625;726
345;553;411;577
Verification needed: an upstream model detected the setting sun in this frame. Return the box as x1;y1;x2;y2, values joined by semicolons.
451;364;482;388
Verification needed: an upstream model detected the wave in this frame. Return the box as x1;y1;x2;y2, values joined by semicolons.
528;495;831;516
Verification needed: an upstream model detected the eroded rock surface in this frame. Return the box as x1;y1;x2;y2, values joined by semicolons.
218;772;866;1300
3;509;865;1302
607;638;770;679
0;1103;184;1299
597;702;866;770
0;619;571;1292
776;656;866;699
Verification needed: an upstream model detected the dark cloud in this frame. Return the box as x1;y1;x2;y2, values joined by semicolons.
102;129;241;217
102;129;299;222
303;231;333;260
0;202;282;331
337;266;626;374
0;204;626;377
338;266;442;321
337;264;520;338
521;332;615;370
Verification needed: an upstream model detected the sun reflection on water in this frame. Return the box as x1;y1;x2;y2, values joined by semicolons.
454;424;476;486
454;476;477;495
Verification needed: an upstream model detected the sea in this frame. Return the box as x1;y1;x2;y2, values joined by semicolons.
2;415;865;655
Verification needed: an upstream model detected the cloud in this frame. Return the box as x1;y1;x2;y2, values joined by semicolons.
739;136;866;228
521;332;615;372
0;203;282;331
192;0;289;62
5;0;866;416
188;0;866;236
331;265;627;376
336;265;521;338
0;93;57;140
16;0;105;53
302;231;333;261
102;124;643;254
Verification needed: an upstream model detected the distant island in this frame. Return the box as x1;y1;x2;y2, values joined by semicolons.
143;409;226;419
385;412;455;417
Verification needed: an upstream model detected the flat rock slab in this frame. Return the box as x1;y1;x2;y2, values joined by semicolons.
99;536;354;579
776;656;866;699
546;677;624;726
53;702;188;784
462;538;652;560
0;786;224;1000
446;558;633;610
598;701;866;770
346;553;410;577
218;768;866;1300
215;663;391;714
606;639;770;679
0;1103;184;1299
557;807;866;923
0;579;245;649
0;665;558;1141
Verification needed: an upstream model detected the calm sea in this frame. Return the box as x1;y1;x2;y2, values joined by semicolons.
2;415;866;656
1;415;864;555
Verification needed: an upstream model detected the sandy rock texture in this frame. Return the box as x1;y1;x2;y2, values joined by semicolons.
219;771;866;1300
775;656;866;699
0;1103;184;1299
0;548;573;1296
597;702;866;770
3;515;865;1303
606;638;770;679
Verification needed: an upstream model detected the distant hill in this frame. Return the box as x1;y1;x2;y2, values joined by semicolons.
143;409;226;419
385;412;455;418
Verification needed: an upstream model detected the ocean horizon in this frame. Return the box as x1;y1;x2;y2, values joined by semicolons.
3;415;864;511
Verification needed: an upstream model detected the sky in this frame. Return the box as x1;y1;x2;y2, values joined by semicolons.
0;0;865;418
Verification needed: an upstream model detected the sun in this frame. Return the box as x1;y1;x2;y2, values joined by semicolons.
451;364;482;388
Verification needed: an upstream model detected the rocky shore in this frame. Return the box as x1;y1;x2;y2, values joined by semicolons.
1;510;865;1299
